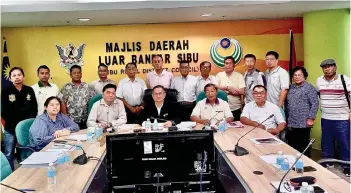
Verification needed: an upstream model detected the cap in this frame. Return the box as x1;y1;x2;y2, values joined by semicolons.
320;59;336;67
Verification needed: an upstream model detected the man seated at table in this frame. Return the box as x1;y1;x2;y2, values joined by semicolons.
87;84;127;130
240;85;286;135
141;85;181;127
191;83;233;125
29;96;80;151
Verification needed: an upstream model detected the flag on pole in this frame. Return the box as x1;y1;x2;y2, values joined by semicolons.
289;28;297;79
2;38;12;129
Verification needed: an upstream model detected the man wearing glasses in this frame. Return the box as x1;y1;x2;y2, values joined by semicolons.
196;61;218;96
240;85;286;135
264;51;290;107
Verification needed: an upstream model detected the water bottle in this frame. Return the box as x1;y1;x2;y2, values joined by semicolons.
145;118;151;130
153;119;158;131
295;153;304;176
307;186;315;193
56;153;65;171
87;128;93;142
300;182;309;193
76;140;82;150
63;150;70;170
279;158;289;173
47;163;56;185
218;118;226;133
95;127;102;141
276;151;284;166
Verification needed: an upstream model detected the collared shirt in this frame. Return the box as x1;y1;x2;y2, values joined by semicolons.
244;69;266;104
29;112;79;151
87;99;127;128
196;75;219;95
216;71;246;111
32;82;60;115
146;69;173;89
241;101;286;129
264;66;290;105
155;103;164;116
317;74;350;120
91;78;116;94
171;75;198;102
1;85;38;133
60;82;96;123
116;77;147;106
286;82;319;128
191;98;233;125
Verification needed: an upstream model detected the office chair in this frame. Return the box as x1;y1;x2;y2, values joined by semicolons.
277;108;287;142
88;94;103;114
15;118;36;161
196;90;228;103
0;152;12;181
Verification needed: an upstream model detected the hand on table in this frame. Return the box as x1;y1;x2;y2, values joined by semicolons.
53;129;71;138
267;128;280;135
163;121;173;128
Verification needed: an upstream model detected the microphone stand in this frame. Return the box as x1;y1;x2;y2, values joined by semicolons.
234;114;274;156
275;138;315;193
203;111;223;131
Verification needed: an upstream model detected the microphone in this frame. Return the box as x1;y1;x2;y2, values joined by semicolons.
234;114;274;156
275;138;315;193
54;141;88;165
202;111;223;131
150;116;176;126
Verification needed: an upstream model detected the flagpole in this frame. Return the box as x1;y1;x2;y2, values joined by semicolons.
289;28;293;83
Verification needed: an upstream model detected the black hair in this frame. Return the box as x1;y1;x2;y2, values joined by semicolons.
179;60;190;66
292;66;308;79
125;62;137;69
9;67;25;77
152;54;163;61
224;56;235;65
70;65;82;73
98;64;108;70
152;85;166;93
44;96;61;108
265;51;279;59
102;84;117;93
253;85;267;92
200;61;211;68
244;54;256;61
204;83;218;92
37;65;50;74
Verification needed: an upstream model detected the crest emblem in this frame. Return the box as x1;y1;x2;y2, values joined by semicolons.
26;94;31;101
55;43;86;73
8;94;15;102
210;37;243;68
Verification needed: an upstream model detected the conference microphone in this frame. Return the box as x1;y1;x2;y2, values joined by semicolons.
54;141;88;165
202;111;223;131
275;138;316;193
234;114;274;156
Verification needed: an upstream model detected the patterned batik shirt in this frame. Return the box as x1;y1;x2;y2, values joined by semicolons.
60;82;96;123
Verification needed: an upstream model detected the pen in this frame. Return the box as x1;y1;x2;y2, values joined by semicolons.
19;188;36;191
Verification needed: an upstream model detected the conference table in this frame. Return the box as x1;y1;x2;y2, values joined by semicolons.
1;125;349;193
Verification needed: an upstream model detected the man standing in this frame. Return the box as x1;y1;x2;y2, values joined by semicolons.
1;67;38;169
117;63;147;124
171;61;198;121
196;61;218;95
32;65;59;115
60;65;96;129
146;54;173;89
91;64;116;94
240;85;286;135
216;56;245;121
264;51;289;107
87;84;127;130
317;59;350;176
243;54;266;104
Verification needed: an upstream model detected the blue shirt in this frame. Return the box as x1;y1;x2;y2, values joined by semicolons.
29;112;79;151
286;82;319;128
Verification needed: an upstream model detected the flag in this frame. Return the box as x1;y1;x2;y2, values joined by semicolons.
289;28;297;79
2;38;12;130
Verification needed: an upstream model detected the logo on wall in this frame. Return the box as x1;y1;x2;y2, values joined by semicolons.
55;43;86;73
210;37;243;68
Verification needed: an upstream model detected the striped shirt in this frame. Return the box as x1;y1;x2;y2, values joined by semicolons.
316;74;350;120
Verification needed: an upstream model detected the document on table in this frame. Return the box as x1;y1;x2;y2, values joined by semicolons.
250;137;283;145
66;134;88;141
46;144;76;152
20;152;62;166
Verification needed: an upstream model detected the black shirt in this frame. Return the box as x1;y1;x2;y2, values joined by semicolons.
1;84;38;133
141;101;181;125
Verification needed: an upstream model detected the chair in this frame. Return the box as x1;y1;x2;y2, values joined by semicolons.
0;152;12;181
317;158;350;176
278;108;287;142
196;90;228;103
88;94;102;114
15;118;36;161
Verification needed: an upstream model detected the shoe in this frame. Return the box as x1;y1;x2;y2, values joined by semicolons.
343;168;350;177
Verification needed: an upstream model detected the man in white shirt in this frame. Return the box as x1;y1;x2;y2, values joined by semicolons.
191;83;233;125
32;65;59;115
240;85;286;135
91;64;116;94
196;61;218;96
216;56;245;121
146;54;173;89
117;63;147;124
87;84;127;130
264;51;289;107
171;60;198;121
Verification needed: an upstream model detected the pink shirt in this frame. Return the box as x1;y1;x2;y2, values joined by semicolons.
146;69;173;89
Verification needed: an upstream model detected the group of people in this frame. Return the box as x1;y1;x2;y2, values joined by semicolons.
1;51;350;176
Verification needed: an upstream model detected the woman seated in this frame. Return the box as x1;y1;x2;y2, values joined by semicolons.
29;96;79;151
141;85;181;127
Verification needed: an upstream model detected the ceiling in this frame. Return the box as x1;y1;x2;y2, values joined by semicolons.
1;1;350;27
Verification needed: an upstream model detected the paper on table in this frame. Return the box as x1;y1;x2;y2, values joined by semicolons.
46;144;76;152
271;181;328;193
177;121;196;130
20;152;62;165
66;134;87;141
260;154;296;164
250;137;283;145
